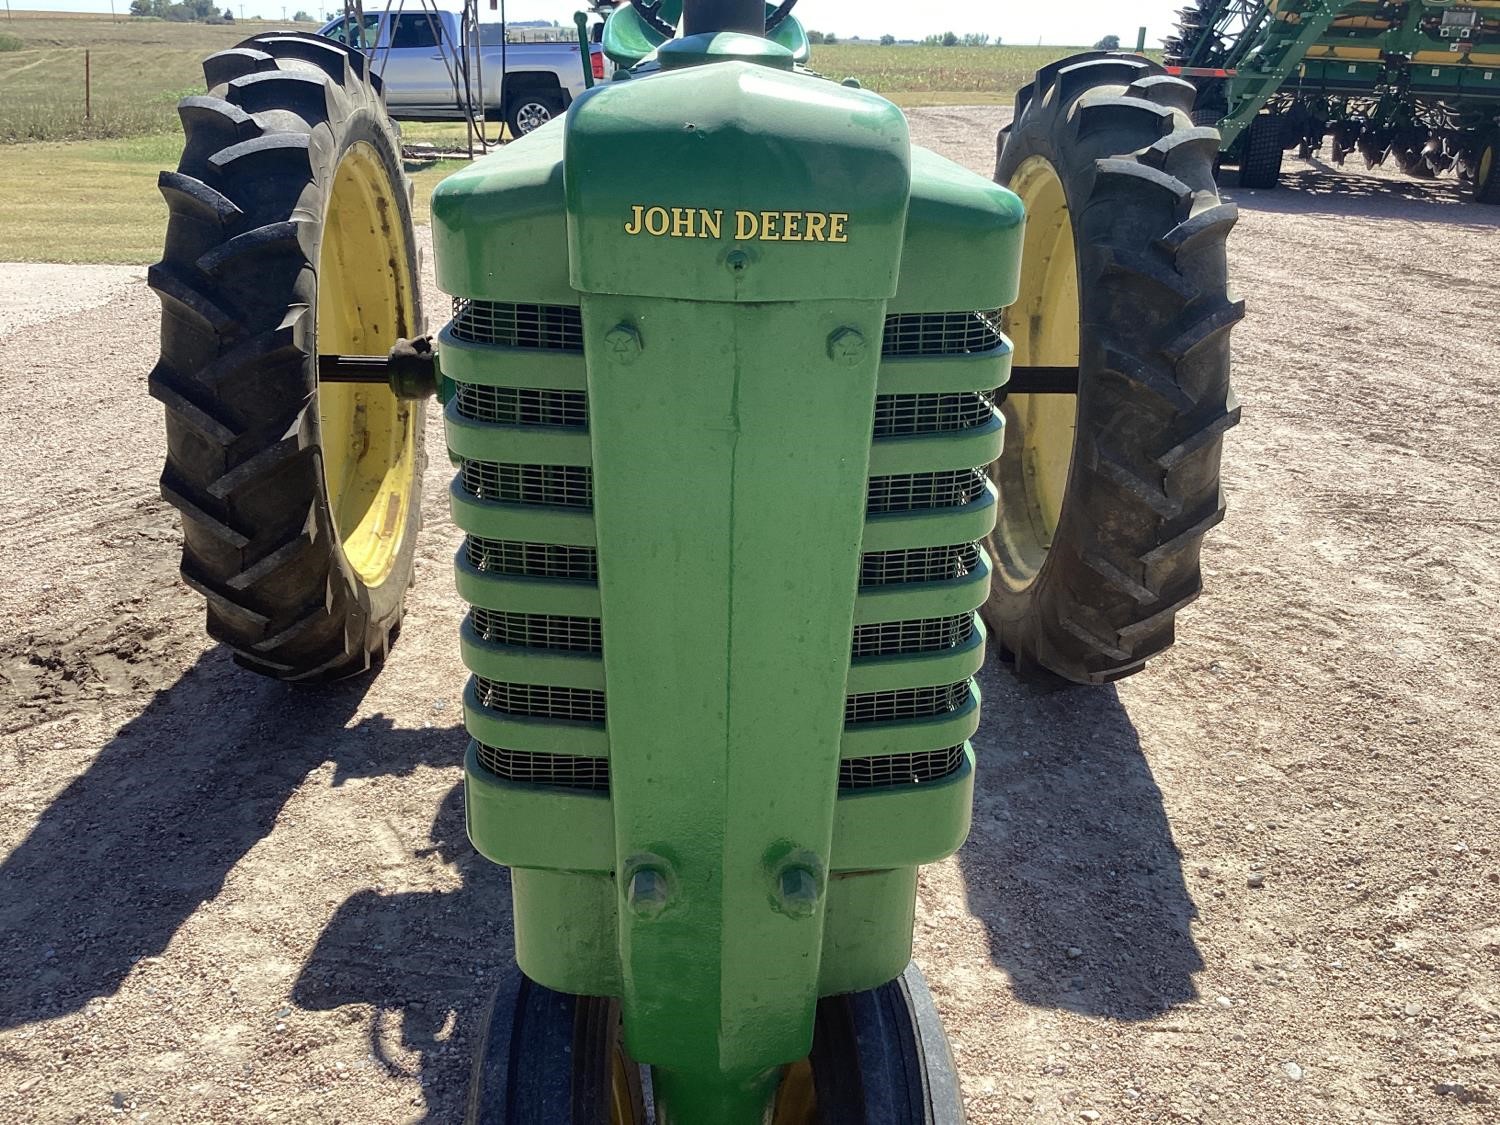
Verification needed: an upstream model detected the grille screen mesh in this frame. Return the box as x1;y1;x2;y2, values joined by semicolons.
882;311;1004;357
471;608;602;653
873;391;998;438
840;745;965;790
454;384;588;428
860;543;981;587
475;742;610;791
465;537;599;581
845;681;972;724
461;461;594;507
867;469;987;513
474;677;606;723
851;615;975;659
451;300;584;351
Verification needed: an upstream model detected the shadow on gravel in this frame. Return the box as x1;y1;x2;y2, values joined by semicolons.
0;648;458;1032
1224;164;1500;227
293;781;514;1123
959;660;1202;1019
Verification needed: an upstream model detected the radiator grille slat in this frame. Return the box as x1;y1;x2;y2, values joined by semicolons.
474;677;606;724
882;311;1004;357
455;384;589;428
845;681;971;724
840;745;965;789
851;615;975;659
872;391;998;438
465;536;599;581
867;469;986;514
471;608;602;653
461;461;594;507
860;543;981;587
451;300;584;351
475;743;610;791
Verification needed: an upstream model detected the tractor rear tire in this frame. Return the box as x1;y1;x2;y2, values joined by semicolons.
147;33;425;681
1238;112;1284;188
987;54;1242;684
1475;129;1500;205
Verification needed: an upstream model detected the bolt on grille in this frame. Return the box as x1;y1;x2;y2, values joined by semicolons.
851;615;975;659
873;390;998;438
882;311;1004;357
867;469;987;514
471;608;602;653
451;299;584;351
474;677;606;724
845;681;971;724
839;745;965;790
461;461;594;507
860;543;981;587
454;384;588;428
475;742;610;791
465;536;599;581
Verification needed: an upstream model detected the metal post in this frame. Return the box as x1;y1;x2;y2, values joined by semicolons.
85;50;91;122
681;0;765;36
574;10;594;89
1137;26;1148;52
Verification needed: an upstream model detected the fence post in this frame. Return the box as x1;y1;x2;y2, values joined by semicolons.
85;50;92;122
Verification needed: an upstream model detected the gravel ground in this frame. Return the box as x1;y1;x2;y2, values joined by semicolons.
2;106;1498;1124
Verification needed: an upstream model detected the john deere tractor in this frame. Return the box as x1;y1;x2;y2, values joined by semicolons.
145;1;1240;1119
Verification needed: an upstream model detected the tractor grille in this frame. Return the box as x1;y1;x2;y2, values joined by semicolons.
475;742;610;791
473;677;606;724
471;608;602;653
873;390;997;437
845;681;971;724
860;543;980;587
882;310;1004;357
867;469;987;514
454;384;589;428
465;537;599;582
851;615;975;659
461;461;594;507
451;299;584;351
839;745;965;790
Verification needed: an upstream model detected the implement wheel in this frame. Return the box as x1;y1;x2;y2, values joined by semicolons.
986;54;1242;684
1475;129;1500;205
1238;111;1284;188
147;33;424;681
468;963;964;1123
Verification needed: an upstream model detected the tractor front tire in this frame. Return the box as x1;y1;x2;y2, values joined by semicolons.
986;54;1242;684
148;33;425;681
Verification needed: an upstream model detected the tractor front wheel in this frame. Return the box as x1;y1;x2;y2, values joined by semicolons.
986;54;1242;684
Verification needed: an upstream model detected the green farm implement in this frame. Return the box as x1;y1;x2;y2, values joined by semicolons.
144;1;1242;1119
1166;1;1500;197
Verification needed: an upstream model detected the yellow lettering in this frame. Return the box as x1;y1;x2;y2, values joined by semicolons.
735;210;759;240
760;211;781;241
827;213;849;243
624;204;645;236
805;213;828;242
699;209;723;239
782;211;802;241
671;207;697;238
645;207;670;237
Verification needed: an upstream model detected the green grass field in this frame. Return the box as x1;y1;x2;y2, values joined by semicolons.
0;13;1132;263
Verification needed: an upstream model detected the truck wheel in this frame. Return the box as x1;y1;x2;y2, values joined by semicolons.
506;92;564;137
987;55;1242;684
1475;129;1500;204
147;32;424;681
1238;112;1284;188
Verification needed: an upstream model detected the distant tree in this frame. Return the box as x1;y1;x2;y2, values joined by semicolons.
1095;34;1122;49
824;32;837;45
961;32;990;47
223;7;234;20
129;0;151;13
293;9;315;21
806;29;825;44
880;34;896;46
941;31;959;47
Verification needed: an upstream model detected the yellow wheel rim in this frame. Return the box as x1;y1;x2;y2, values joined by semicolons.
316;141;419;589
1481;143;1495;190
992;155;1080;593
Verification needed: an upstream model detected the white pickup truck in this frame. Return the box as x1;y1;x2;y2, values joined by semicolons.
318;9;604;136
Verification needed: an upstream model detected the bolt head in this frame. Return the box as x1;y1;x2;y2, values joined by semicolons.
604;324;642;365
626;867;670;918
827;327;867;366
776;864;822;918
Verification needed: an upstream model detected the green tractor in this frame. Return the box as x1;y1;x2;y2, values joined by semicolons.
144;1;1241;1120
1166;1;1500;198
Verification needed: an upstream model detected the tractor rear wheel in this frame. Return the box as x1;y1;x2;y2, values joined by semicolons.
1238;111;1284;188
1475;129;1500;205
147;33;425;681
467;963;964;1123
986;54;1242;684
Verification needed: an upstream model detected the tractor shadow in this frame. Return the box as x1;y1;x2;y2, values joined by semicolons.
0;648;457;1032
1224;162;1500;227
292;781;514;1123
959;659;1202;1019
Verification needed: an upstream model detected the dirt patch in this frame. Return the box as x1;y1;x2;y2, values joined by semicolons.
1;108;1498;1124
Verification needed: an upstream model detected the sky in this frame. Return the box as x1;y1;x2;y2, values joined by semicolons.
13;2;1185;47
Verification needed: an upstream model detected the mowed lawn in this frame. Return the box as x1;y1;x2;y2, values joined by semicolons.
0;13;1126;264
